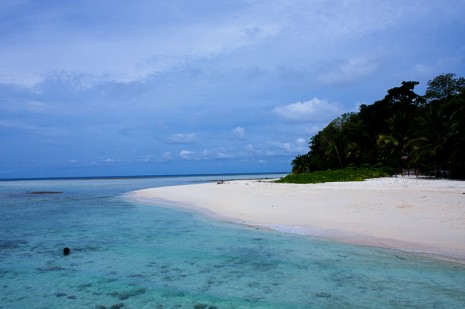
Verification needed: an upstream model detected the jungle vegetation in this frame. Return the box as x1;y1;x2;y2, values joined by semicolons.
291;73;465;179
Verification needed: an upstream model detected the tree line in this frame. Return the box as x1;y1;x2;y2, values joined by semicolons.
292;73;465;179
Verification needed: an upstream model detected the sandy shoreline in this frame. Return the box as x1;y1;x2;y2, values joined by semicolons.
128;177;465;262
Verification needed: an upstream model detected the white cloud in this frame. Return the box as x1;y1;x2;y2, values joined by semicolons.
0;1;285;87
1;1;396;87
2;1;465;178
270;141;291;152
232;126;246;139
179;150;195;159
317;57;379;85
141;152;173;162
2;1;462;89
178;148;234;161
201;149;232;159
141;154;155;162
167;133;197;144
240;139;307;158
273;98;342;122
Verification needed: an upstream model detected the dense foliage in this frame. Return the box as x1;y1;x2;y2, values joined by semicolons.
277;167;390;184
291;73;465;179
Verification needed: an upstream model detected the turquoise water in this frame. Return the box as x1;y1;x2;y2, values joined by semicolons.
1;175;465;309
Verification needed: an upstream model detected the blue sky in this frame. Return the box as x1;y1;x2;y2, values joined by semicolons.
1;0;465;178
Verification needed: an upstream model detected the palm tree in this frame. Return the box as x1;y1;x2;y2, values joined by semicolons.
410;74;465;178
409;101;455;176
376;111;412;169
291;155;309;174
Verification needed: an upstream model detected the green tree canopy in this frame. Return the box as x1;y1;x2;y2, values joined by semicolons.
292;74;465;179
424;73;465;102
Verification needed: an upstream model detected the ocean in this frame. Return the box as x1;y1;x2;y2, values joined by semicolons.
1;174;465;308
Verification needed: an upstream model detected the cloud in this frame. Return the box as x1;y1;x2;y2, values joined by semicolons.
141;152;173;162
141;154;155;162
317;57;379;85
2;1;463;89
270;141;291;152
167;133;197;144
242;139;307;157
179;150;195;160
0;1;284;87
265;140;308;156
272;98;343;122
2;1;465;178
179;148;234;161
232;126;246;139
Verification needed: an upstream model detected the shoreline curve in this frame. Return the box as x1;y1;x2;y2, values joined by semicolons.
126;177;465;263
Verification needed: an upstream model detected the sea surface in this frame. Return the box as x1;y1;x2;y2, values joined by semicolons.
1;174;465;309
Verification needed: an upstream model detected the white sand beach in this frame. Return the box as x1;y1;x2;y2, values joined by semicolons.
129;177;465;261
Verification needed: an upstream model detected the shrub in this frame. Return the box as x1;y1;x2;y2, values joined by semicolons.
276;167;390;184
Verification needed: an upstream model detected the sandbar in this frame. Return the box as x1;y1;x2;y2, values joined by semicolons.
128;177;465;262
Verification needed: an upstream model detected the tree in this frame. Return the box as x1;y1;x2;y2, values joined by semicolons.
292;74;465;178
306;113;362;170
411;76;465;177
424;73;465;103
447;92;465;178
291;154;310;174
358;81;421;166
377;111;413;169
409;103;454;176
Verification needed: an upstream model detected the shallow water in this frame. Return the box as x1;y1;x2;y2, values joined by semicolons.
1;175;465;308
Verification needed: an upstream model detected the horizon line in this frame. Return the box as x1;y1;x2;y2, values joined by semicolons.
0;171;289;182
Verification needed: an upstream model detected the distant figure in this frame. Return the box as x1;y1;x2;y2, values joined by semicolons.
217;180;224;185
63;247;70;256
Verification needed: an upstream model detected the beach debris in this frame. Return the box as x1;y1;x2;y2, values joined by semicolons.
63;247;70;255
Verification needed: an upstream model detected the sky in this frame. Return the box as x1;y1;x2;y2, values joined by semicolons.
1;0;465;178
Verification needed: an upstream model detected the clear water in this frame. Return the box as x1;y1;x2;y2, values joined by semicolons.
1;175;465;309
